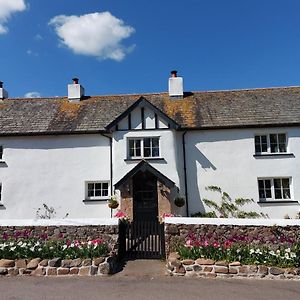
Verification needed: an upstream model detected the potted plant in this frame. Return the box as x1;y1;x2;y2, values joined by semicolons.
174;196;185;208
108;196;119;209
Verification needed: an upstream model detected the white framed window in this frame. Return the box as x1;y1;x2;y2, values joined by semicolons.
254;133;287;154
86;181;109;200
128;137;160;158
258;178;291;201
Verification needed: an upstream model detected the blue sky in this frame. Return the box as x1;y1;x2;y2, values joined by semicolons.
1;0;300;97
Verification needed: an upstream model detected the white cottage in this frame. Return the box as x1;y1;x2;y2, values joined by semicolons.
0;73;299;220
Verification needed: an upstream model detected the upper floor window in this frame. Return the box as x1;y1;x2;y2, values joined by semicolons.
86;181;109;200
255;133;287;154
128;137;160;159
258;178;291;201
0;146;3;160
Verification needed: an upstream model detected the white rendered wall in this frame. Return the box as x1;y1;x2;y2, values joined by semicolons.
185;127;300;219
0;134;111;219
112;129;186;214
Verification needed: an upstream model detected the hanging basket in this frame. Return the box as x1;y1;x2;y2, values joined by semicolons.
174;197;185;208
108;199;119;209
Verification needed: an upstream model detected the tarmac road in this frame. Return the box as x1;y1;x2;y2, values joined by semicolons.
0;276;300;300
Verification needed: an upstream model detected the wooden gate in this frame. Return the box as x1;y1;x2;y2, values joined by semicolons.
119;219;165;259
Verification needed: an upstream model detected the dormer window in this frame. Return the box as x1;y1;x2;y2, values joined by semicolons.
128;137;160;159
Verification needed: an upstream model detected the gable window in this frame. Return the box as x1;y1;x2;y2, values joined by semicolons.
86;182;109;200
128;137;160;158
258;178;291;201
255;134;287;154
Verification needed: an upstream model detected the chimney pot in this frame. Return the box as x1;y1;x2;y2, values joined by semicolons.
170;70;178;78
72;77;79;84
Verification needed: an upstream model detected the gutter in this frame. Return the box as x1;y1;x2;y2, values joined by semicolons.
182;131;189;217
101;133;113;197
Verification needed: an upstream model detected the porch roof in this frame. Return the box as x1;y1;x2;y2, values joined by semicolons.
114;160;175;189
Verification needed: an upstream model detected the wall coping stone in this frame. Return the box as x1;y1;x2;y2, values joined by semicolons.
0;218;118;227
165;217;300;227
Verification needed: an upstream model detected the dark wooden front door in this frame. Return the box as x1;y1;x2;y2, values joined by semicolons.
133;171;158;220
118;171;165;259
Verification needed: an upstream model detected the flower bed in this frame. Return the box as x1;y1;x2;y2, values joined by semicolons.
177;232;300;268
0;229;117;276
167;229;300;279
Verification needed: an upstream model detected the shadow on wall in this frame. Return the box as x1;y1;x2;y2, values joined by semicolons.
186;142;219;215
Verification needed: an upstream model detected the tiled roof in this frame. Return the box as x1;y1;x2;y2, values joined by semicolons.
1;86;300;135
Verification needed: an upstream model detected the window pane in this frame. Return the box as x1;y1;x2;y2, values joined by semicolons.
274;179;281;189
279;144;286;152
265;189;272;198
258;180;264;189
152;138;159;147
102;183;109;190
255;144;261;153
283;189;291;199
144;138;150;148
102;189;108;197
261;142;268;152
254;136;260;144
135;147;141;157
265;180;271;189
259;189;266;199
152;147;159;157
0;146;2;159
278;134;286;144
281;179;289;189
144;147;151;157
95;183;101;190
275;189;282;199
270;143;278;153
270;134;277;144
88;190;94;197
95;190;101;197
129;140;134;149
261;135;267;144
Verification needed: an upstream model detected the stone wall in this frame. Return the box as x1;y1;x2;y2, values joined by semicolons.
167;254;300;280
165;223;300;254
0;256;118;276
0;224;119;254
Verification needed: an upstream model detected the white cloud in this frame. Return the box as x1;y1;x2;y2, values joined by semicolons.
49;12;135;61
24;91;41;98
0;0;26;34
34;33;42;40
26;49;38;56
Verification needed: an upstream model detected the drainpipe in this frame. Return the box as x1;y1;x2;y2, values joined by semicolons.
101;133;113;217
182;131;189;216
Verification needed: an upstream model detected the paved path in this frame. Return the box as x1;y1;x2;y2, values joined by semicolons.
0;260;300;300
1;276;300;300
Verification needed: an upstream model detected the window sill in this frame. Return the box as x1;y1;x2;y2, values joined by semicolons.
124;157;165;162
258;200;299;204
253;153;294;158
83;199;109;203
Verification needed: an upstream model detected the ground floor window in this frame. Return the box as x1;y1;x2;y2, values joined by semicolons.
86;181;109;200
258;178;291;201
